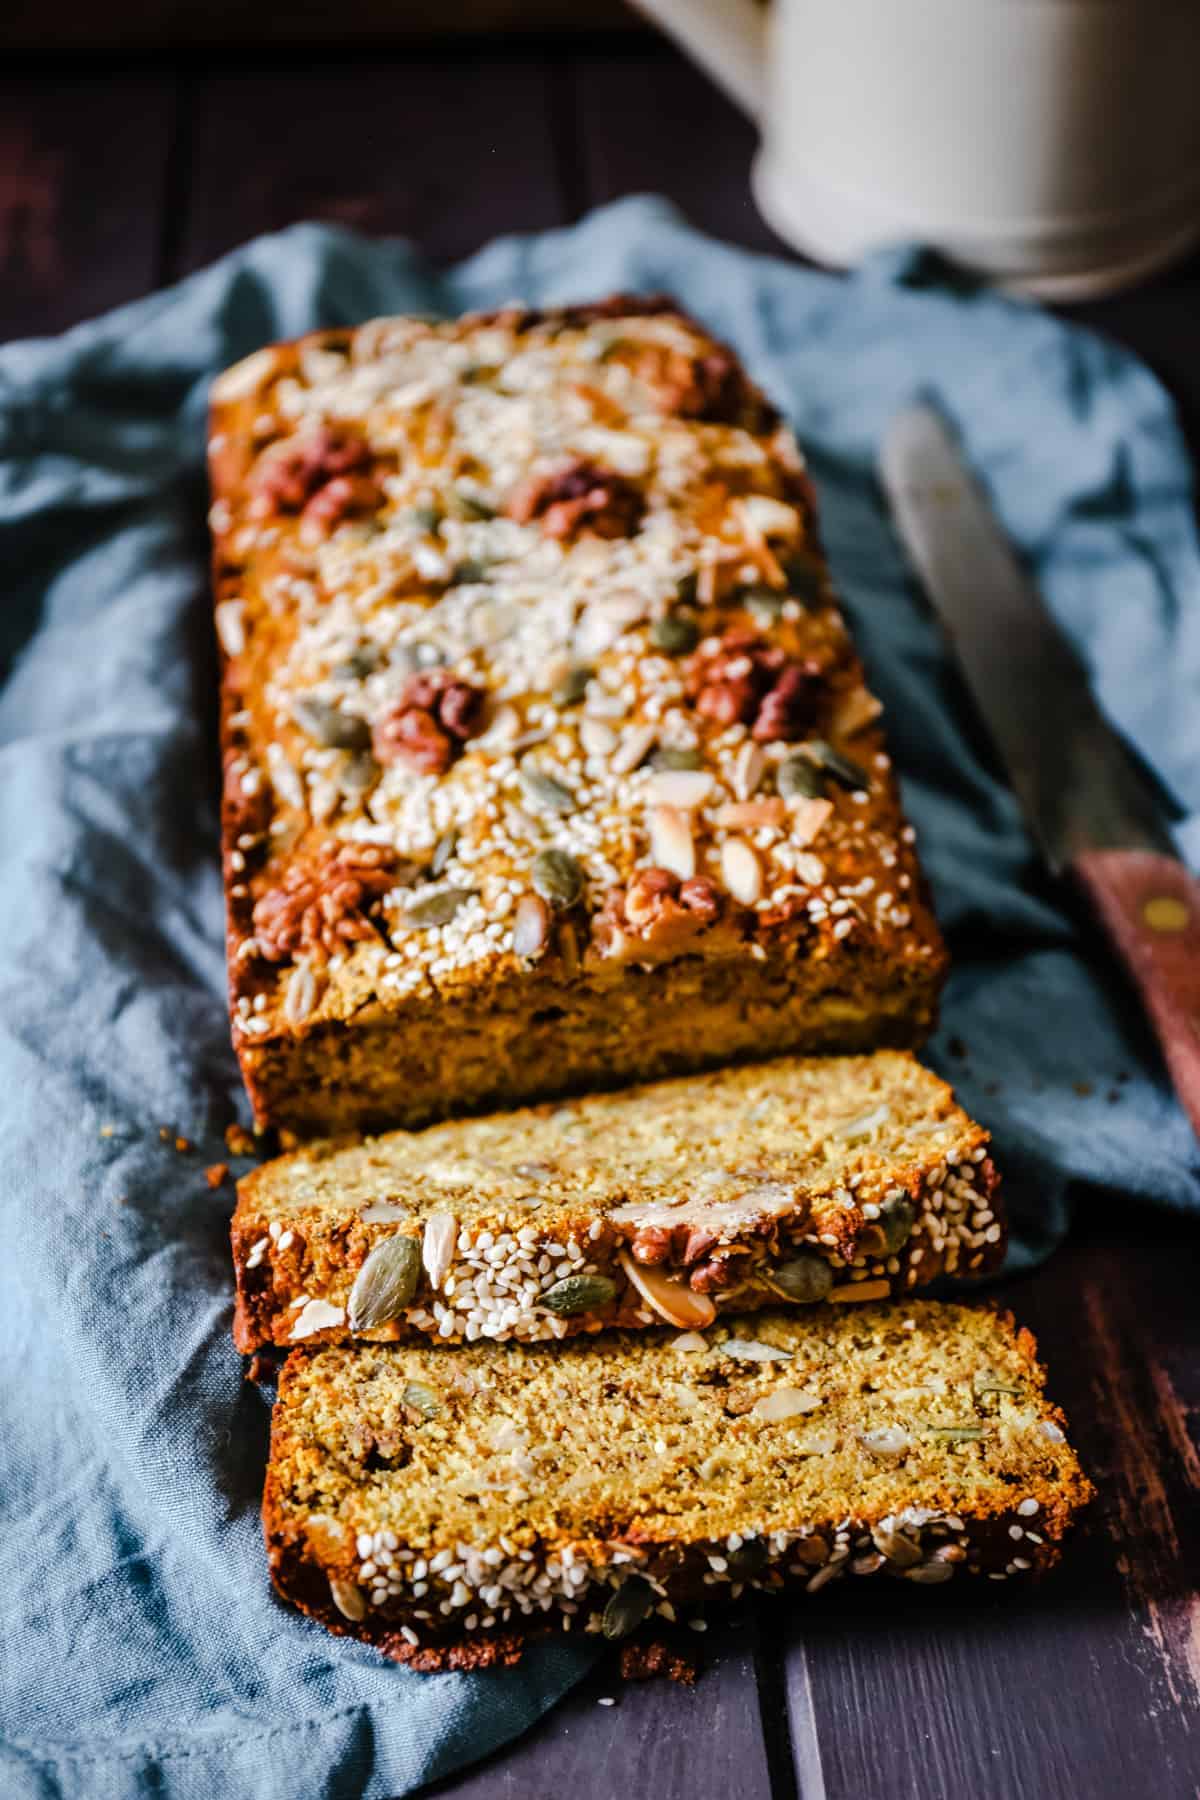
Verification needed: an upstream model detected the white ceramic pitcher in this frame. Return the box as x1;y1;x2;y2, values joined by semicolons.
630;0;1200;299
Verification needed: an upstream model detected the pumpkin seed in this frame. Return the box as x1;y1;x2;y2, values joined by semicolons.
402;888;474;929
601;1576;655;1641
348;1234;421;1332
452;557;489;585
973;1371;1024;1397
292;696;371;751
551;664;594;708
726;1538;769;1577
743;586;784;626
532;848;584;909
402;1380;441;1419
808;741;870;791
927;1424;985;1443
333;644;383;680
448;489;496;520
764;1253;833;1304
783;553;825;605
429;830;458;878
876;1193;915;1254
408;504;442;533
777;755;827;800
650;746;703;772
519;763;575;814
541;1273;617;1316
650;612;699;655
341;751;381;795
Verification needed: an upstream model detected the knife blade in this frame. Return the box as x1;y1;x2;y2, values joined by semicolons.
880;401;1200;1140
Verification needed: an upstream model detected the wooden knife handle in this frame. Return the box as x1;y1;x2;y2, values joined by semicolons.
1073;848;1200;1142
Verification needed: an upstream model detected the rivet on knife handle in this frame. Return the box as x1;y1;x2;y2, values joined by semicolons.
1072;848;1200;1141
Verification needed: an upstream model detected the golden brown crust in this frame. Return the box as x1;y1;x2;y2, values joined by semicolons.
209;298;946;1136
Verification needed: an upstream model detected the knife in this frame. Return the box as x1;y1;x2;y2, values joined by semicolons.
880;402;1200;1140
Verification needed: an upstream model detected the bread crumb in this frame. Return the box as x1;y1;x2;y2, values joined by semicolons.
206;1162;230;1189
225;1123;257;1157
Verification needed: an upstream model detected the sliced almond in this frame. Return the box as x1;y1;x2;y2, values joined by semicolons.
214;599;246;658
828;1278;892;1304
752;1386;823;1421
731;741;765;802
647;806;695;881
283;957;322;1025
422;1213;458;1290
832;685;883;739
359;1200;413;1225
715;799;787;829
512;893;551;960
722;1338;792;1364
721;839;763;905
328;1576;366;1622
619;1250;716;1329
739;495;800;540
671;1331;710;1354
862;1427;912;1460
610;722;658;776
211;346;284;406
289;1298;345;1341
643;769;715;809
790;797;833;847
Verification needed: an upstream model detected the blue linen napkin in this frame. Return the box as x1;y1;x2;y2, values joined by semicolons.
1;196;1198;1799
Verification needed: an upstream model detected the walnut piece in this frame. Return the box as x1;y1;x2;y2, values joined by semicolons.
596;867;722;960
372;673;485;776
630;340;772;429
506;457;643;541
249;426;374;517
685;628;824;744
252;842;397;965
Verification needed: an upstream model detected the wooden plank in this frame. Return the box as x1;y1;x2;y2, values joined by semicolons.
423;1615;779;1799
178;49;568;278
0;68;174;340
780;1215;1200;1800
570;41;791;259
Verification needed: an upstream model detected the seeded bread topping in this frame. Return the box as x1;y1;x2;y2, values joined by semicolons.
210;297;946;1135
263;1302;1091;1670
232;1052;1004;1352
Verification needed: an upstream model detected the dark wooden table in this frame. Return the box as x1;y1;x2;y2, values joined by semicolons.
5;37;1199;1800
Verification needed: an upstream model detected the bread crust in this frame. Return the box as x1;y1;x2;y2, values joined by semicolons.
209;297;946;1137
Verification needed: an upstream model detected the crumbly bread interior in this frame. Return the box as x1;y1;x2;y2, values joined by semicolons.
242;1050;982;1236
269;1303;1087;1555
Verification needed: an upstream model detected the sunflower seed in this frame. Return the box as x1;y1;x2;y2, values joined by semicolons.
532;849;584;909
601;1576;655;1641
872;1523;922;1565
512;893;552;959
348;1234;422;1332
876;1193;915;1254
292;696;371;751
752;1386;823;1421
764;1254;833;1304
650;746;703;772
904;1561;955;1584
777;755;827;800
429;831;458;878
541;1273;617;1316
519;763;576;814
422;1213;457;1289
452;557;490;585
552;664;594;708
402;888;474;929
650;613;699;655
808;741;870;791
403;1380;441;1419
732;741;765;801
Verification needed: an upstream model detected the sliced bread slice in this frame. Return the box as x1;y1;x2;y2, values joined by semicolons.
263;1300;1089;1670
233;1051;1004;1353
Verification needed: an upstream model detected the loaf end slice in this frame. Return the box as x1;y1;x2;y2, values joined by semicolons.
233;1050;1005;1353
263;1301;1091;1670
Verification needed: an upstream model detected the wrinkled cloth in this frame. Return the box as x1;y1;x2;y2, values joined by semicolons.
1;197;1198;1800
